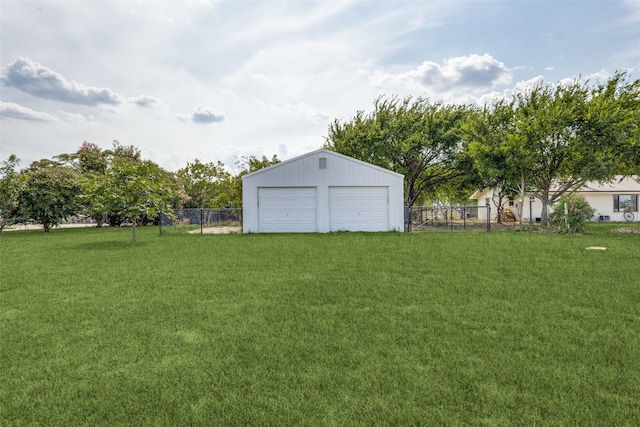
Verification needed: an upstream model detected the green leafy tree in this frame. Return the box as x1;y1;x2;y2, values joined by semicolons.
324;95;470;206
107;140;142;162
176;160;233;208
465;100;518;223
465;72;639;227
0;154;26;233
81;158;175;242
587;73;640;177
56;141;147;226
16;160;81;232
55;141;109;175
514;73;640;226
465;99;534;225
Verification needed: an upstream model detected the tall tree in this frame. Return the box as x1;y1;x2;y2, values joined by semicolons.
107;140;142;162
176;160;233;208
465;99;533;224
586;73;640;177
55;141;109;175
465;101;515;222
16;160;81;232
0;155;26;233
81;158;175;242
514;73;640;226
324;95;470;206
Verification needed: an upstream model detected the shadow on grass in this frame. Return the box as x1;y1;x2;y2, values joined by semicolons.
73;240;150;251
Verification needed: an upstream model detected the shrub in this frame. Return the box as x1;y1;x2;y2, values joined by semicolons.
549;194;595;234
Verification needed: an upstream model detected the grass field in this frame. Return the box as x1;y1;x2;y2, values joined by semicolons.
1;225;639;426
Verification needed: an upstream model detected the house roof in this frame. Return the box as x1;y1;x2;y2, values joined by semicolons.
576;176;640;193
470;175;640;200
242;148;404;180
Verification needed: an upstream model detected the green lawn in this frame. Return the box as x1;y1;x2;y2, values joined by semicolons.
1;225;639;426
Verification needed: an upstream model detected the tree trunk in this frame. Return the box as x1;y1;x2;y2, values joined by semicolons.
131;222;137;242
518;177;526;230
539;193;551;227
43;223;51;233
495;194;503;224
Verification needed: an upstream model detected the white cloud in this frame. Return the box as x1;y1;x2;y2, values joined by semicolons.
473;73;616;107
128;95;168;111
0;101;57;122
277;143;288;157
475;75;547;106
57;110;94;123
1;1;637;171
250;74;305;93
369;54;512;96
178;106;226;124
622;0;640;24
256;100;331;123
1;57;124;106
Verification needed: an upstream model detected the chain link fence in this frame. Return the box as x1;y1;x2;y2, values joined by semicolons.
160;206;489;233
160;208;241;233
405;205;491;232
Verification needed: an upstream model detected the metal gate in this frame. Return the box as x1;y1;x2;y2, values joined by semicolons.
405;205;491;232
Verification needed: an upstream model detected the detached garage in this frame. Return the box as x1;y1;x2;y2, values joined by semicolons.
242;149;404;233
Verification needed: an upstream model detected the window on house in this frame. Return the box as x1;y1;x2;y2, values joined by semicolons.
613;195;638;212
319;157;326;169
508;199;514;207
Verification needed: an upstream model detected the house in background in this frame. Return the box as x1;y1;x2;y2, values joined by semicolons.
470;176;640;223
242;149;404;233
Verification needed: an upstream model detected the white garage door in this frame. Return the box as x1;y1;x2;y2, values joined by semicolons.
258;187;317;232
330;186;389;232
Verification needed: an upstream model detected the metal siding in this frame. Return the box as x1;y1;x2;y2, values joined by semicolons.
243;150;405;233
258;187;317;232
330;187;389;231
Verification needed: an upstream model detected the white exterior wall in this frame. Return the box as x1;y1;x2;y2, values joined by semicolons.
243;149;404;233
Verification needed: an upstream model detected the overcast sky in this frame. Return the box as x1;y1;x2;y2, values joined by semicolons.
1;0;639;172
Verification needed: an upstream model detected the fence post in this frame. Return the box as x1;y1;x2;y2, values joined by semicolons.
449;208;453;231
406;205;412;233
463;206;466;230
487;205;491;232
200;209;204;234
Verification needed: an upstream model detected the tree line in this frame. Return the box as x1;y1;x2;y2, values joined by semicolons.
325;72;639;225
0;141;279;241
1;72;638;237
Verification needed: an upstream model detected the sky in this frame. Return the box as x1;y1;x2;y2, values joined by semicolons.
1;0;639;173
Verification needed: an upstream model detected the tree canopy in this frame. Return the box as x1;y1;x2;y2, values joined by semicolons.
511;73;639;225
81;158;175;242
465;72;640;226
324;95;473;206
175;160;233;208
0;155;26;233
16;160;81;232
464;99;520;222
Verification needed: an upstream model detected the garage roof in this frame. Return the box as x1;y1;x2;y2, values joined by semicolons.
242;148;404;180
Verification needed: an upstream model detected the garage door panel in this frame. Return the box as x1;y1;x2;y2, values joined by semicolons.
330;187;389;231
258;187;316;232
